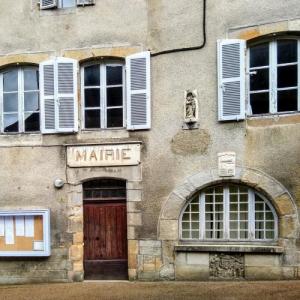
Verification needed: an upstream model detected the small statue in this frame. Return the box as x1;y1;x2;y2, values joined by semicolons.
184;90;198;123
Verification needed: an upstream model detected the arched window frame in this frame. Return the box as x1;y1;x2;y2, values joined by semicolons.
0;65;40;133
80;59;126;130
180;184;278;242
247;36;300;115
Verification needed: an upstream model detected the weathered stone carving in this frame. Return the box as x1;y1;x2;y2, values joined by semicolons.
184;90;198;123
209;253;244;279
218;152;236;177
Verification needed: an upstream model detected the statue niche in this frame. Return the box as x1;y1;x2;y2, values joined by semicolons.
184;90;198;124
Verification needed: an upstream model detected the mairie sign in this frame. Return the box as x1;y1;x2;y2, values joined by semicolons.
67;144;141;167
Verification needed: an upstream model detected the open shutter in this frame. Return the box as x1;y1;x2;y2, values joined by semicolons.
40;0;57;9
40;57;78;133
217;39;246;121
126;51;151;130
57;57;78;132
77;0;95;6
40;60;56;133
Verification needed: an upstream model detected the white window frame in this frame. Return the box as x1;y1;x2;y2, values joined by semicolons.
0;66;40;133
0;209;50;257
247;37;300;116
81;60;126;130
180;185;278;242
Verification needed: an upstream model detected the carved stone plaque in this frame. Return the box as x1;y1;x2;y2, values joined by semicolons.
67;143;141;167
209;253;244;279
218;152;236;177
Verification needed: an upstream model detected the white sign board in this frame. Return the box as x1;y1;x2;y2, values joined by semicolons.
67;144;141;167
218;152;236;177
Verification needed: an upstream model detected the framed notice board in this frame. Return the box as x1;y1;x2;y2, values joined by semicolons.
0;209;50;257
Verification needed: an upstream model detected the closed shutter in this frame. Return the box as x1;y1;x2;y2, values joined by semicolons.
77;0;95;5
217;39;246;121
40;60;56;133
40;0;57;9
57;58;78;132
126;51;151;130
40;57;78;133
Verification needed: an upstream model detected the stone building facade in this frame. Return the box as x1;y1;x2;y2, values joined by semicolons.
0;0;299;283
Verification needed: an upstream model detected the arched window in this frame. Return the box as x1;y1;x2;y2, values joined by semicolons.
181;184;278;241
248;38;300;115
0;66;40;133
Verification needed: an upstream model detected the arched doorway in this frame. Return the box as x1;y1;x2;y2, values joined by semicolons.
83;179;128;280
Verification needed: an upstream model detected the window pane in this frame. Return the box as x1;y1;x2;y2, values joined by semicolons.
250;43;269;68
190;204;199;212
84;65;100;86
266;231;274;239
191;223;199;230
107;87;123;107
24;91;39;111
250;68;269;91
25;112;40;132
85;89;100;107
277;65;297;88
191;231;199;239
85;110;100;128
3;93;18;112
277;89;298;112
182;222;190;230
277;40;297;64
182;213;189;221
191;213;198;221
230;231;238;239
3;69;18;92
4;114;18;132
240;231;248;239
107;66;123;86
24;68;39;91
107;108;123;128
182;231;190;239
250;92;269;114
61;0;76;8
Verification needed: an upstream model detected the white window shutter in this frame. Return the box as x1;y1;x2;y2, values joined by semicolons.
40;0;57;10
56;57;78;132
217;39;246;121
40;57;78;133
40;60;56;133
77;0;95;6
126;51;151;130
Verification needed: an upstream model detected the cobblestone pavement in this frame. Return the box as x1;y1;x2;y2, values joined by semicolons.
0;281;299;300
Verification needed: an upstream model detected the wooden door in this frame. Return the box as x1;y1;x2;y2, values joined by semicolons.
83;180;128;280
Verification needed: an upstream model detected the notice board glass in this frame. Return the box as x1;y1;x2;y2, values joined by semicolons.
0;209;50;256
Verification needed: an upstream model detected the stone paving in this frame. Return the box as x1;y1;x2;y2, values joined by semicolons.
0;281;299;300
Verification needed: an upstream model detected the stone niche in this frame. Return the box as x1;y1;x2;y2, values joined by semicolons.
209;253;244;279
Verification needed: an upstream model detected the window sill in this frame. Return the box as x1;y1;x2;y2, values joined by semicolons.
247;111;300;127
175;244;284;254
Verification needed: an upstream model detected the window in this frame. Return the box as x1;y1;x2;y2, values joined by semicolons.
82;62;125;129
217;37;300;121
40;0;95;10
249;39;300;115
59;0;76;8
0;67;40;133
181;184;278;241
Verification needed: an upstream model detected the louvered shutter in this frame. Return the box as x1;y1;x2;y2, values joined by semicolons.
57;58;78;132
126;51;151;130
77;0;95;5
40;0;57;9
40;60;56;133
40;57;78;133
217;39;246;121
